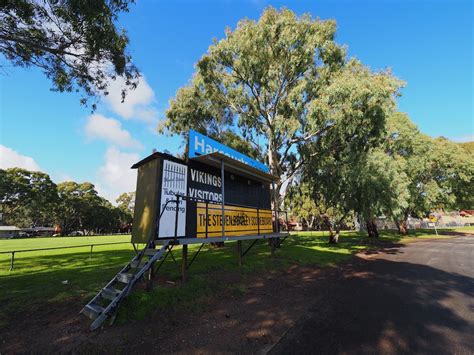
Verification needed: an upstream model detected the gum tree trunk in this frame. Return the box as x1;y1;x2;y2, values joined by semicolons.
326;215;345;244
396;210;410;235
366;219;379;238
396;219;408;235
329;226;341;244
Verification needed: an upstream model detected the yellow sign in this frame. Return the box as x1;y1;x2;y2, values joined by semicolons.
196;203;273;238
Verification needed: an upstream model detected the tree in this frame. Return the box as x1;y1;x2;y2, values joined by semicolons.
352;149;410;238
297;112;417;242
116;191;135;215
116;191;135;228
458;141;474;155
161;7;402;207
285;182;355;235
0;168;58;227
379;114;474;234
56;181;125;234
0;168;126;234
1;0;139;106
56;181;99;234
298;142;365;243
91;197;123;234
285;183;320;229
430;138;474;211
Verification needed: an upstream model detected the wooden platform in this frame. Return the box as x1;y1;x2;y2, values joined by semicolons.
154;232;290;245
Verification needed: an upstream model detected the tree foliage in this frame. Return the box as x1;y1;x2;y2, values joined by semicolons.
293;111;473;241
0;168;132;234
379;114;473;233
285;182;353;234
161;7;402;204
0;168;58;227
0;0;139;106
116;191;135;224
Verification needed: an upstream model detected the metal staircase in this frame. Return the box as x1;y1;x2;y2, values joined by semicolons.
80;240;172;330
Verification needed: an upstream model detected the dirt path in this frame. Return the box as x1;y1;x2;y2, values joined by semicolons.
1;261;347;353
271;235;474;354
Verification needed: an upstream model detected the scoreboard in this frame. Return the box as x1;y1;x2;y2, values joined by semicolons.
131;131;276;243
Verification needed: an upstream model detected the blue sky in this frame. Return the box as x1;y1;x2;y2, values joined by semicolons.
0;0;472;202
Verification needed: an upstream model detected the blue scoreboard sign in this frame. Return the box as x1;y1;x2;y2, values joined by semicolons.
188;130;269;173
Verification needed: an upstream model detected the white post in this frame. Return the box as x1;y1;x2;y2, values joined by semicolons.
272;181;278;233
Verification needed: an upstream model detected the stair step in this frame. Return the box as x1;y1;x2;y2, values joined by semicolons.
116;272;134;284
144;248;158;256
82;303;105;320
130;259;141;268
101;287;121;301
81;240;171;330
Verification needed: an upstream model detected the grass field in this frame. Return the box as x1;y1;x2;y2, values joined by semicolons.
1;227;472;327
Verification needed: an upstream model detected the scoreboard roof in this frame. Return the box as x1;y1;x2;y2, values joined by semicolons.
131;151;277;184
131;151;183;169
190;151;278;183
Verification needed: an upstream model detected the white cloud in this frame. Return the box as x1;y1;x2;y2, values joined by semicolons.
103;75;157;122
0;144;138;204
52;172;74;183
96;146;139;203
451;134;474;143
0;145;41;171
85;114;143;149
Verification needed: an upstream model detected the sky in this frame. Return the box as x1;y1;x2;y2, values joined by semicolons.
0;0;473;203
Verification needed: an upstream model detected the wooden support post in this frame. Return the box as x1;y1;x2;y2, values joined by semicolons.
10;252;15;271
181;244;188;282
270;238;276;258
237;240;243;267
146;267;154;292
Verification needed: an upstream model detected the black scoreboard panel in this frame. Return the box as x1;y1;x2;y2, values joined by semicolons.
185;159;272;238
226;171;271;208
187;160;271;209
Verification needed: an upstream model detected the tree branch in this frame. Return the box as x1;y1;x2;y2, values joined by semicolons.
0;33;85;59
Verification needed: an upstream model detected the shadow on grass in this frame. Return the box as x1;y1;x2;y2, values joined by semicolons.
0;235;372;325
0;249;136;316
118;237;362;323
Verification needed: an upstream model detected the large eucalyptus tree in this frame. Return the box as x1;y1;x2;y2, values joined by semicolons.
161;7;402;205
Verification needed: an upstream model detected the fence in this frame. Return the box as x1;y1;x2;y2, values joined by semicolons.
361;216;474;231
0;242;131;271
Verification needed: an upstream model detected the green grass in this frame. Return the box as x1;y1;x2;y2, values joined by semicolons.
0;235;135;325
0;234;131;251
0;228;471;327
294;226;473;243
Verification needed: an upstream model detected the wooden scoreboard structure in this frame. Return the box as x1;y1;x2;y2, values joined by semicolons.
131;130;287;246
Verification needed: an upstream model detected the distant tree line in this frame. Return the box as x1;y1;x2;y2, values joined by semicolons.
0;168;135;235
